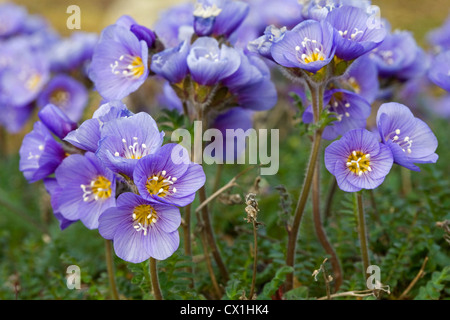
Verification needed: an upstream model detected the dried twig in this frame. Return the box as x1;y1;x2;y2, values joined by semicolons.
399;256;429;300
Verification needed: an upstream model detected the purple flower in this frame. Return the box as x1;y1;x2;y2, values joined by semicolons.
247;25;287;61
88;24;149;100
368;30;418;77
0;103;34;133
302;0;372;21
427;14;450;51
271;20;336;73
341;54;379;103
209;0;249;38
187;37;241;86
115;15;156;49
325;128;394;192
376;102;438;171
37;74;88;122
19;121;66;183
157;81;183;113
98;192;181;262
222;51;278;111
64;101;133;153
54;152;116;230
49;32;98;73
151;40;190;84
96;112;164;178
428;51;450;92
38;104;77;140
0;3;27;37
325;5;386;61
0;41;49;107
303;88;371;140
43;178;76;230
133;143;206;207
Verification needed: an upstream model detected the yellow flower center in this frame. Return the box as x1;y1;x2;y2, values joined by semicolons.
110;54;145;79
346;150;371;176
132;204;158;235
145;170;177;197
50;89;70;106
81;176;112;202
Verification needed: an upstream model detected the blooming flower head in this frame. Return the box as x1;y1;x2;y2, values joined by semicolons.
88;23;149;100
369;30;417;77
187;36;241;86
0;40;49;107
134;143;206;207
376;102;438;171
340;54;379;103
64;100;133;153
96;112;164;178
325;5;386;61
54;152;116;230
37;74;88;122
151;40;190;84
325;128;394;192
247;25;287;61
98;192;181;262
19;121;66;183
428;51;450;92
303;88;371;140
271;20;336;73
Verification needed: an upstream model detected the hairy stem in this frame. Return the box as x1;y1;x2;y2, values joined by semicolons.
249;219;258;299
354;191;370;279
149;257;164;300
105;240;119;300
182;203;194;288
285;83;324;291
312;163;343;291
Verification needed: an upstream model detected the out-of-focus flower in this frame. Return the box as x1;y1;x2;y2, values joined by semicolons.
427;14;450;52
37;74;88;122
54;152;116;230
428;51;450;92
0;3;27;38
133;143;206;207
325;128;393;192
376;102;438;171
270;20;335;73
98;192;181;262
303;88;371;140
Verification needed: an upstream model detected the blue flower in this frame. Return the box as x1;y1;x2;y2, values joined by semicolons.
271;20;336;73
133;143;206;207
88;24;149;100
0;3;27;37
37;74;88;122
303;88;371;140
19;121;66;183
54;152;116;230
38;104;77;140
341;54;379;103
248;25;287;61
325;5;386;61
98;192;181;262
428;51;450;92
64;101;133;153
96;112;164;178
376;102;438;171
187;37;241;86
151;40;190;84
325;128;394;192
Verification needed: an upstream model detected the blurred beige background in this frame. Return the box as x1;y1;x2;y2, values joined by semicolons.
4;0;450;46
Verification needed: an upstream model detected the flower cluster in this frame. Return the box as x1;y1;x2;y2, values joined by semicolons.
0;3;96;133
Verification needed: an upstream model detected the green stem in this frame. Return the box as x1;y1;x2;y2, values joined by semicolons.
182;203;194;288
353;191;370;280
105;240;119;300
149;257;164;300
285;83;324;291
